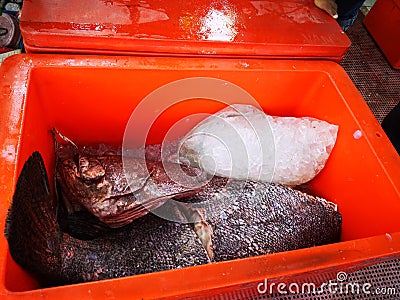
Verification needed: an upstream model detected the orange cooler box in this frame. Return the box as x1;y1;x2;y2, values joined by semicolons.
20;0;350;61
0;55;399;299
363;0;400;69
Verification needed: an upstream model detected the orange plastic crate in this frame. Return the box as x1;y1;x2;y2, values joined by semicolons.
363;0;400;69
20;0;351;61
0;55;399;299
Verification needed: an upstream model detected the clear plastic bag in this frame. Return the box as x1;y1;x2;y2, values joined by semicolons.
179;104;338;186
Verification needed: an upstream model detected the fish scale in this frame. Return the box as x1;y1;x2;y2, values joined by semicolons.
181;178;342;262
59;213;208;283
5;152;209;286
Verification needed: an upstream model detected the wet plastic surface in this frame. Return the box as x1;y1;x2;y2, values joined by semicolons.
363;0;400;69
0;55;399;299
20;0;351;60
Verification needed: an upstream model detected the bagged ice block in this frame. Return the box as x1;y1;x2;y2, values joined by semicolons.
179;104;338;186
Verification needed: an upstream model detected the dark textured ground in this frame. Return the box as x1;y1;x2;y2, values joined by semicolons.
339;15;400;123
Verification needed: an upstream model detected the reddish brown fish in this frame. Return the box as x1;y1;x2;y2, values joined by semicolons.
54;130;207;228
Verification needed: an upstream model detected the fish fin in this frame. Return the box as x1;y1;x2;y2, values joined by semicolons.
172;202;215;262
194;219;214;262
5;152;63;285
52;128;78;151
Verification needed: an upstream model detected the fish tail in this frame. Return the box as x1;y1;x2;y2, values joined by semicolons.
5;152;63;285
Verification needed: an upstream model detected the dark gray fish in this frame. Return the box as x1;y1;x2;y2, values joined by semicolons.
5;152;341;287
180;177;342;262
5;152;209;286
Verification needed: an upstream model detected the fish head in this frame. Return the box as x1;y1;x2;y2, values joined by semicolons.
57;152;212;228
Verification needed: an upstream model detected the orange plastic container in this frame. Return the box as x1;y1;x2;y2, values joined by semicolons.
20;0;351;61
0;55;400;299
363;0;400;69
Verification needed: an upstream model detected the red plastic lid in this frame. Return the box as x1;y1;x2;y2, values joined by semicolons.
20;0;351;60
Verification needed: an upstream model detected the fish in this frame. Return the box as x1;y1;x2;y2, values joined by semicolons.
5;152;210;286
180;177;342;262
5;152;341;286
54;129;208;228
